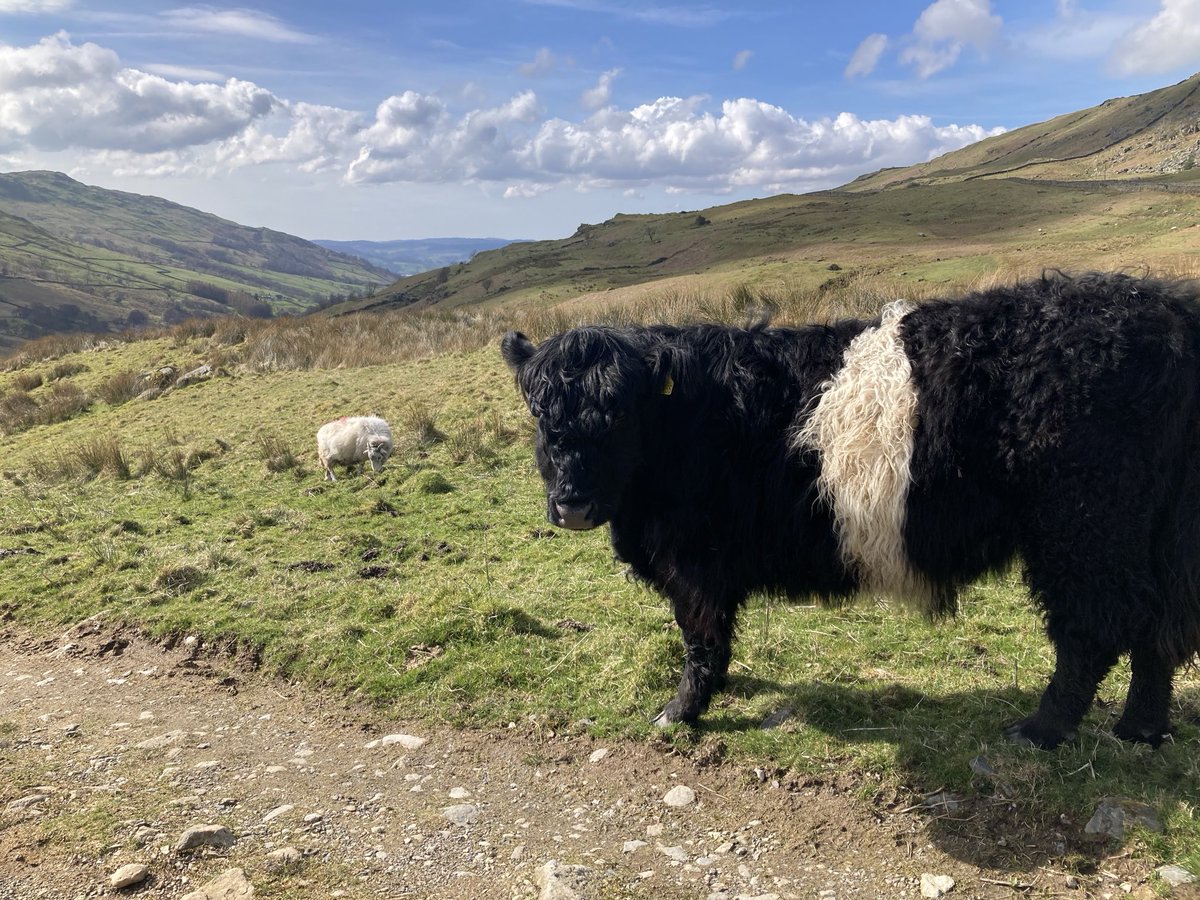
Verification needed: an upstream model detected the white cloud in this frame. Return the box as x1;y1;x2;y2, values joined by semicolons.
216;102;364;173
899;0;1002;77
581;68;620;109
142;63;225;82
0;33;277;153
1110;0;1200;75
162;6;317;44
845;33;887;78
0;0;71;11
520;0;737;28
518;96;1003;193
518;47;556;77
0;33;1003;198
347;90;544;184
1020;7;1139;62
504;182;553;199
732;49;753;71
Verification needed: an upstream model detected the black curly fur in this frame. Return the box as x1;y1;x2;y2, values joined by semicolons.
502;272;1200;748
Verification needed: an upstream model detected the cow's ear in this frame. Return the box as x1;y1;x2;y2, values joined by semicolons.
501;331;535;372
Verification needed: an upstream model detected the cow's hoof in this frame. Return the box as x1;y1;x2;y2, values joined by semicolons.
1112;718;1170;747
1003;717;1074;750
651;699;695;728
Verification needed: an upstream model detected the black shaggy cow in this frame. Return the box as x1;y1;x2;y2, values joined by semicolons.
501;272;1200;749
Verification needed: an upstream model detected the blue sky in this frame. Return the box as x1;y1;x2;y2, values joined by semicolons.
1;1;1198;241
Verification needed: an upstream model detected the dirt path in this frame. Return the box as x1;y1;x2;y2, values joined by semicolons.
0;618;1167;899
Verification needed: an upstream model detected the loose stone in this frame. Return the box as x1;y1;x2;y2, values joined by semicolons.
176;824;236;853
180;867;254;900
265;847;303;869
443;803;479;826
108;863;149;889
1157;865;1197;887
920;873;956;898
6;794;48;811
262;804;294;823
663;785;696;808
364;733;426;750
1085;799;1163;840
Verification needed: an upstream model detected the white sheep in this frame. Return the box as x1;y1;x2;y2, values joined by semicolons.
316;415;393;481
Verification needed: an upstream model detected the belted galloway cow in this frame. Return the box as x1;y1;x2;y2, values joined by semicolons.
502;272;1200;749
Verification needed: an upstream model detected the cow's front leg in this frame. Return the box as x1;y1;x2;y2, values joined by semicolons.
653;600;736;726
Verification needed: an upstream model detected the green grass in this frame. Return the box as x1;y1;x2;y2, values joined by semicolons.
0;332;1197;875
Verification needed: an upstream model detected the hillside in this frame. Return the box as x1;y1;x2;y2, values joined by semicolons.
313;237;521;275
327;175;1200;319
0;171;395;351
844;71;1200;191
324;73;1200;319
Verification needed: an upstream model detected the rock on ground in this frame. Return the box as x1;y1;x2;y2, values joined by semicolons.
921;873;956;898
180;867;254;900
1085;799;1164;841
108;862;149;888
536;860;590;899
176;824;237;853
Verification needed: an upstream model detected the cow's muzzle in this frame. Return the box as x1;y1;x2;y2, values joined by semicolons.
550;499;601;531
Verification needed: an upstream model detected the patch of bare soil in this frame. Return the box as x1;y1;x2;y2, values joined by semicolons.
0;619;1171;899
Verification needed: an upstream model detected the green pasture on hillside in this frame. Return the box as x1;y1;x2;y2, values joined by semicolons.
0;335;1197;878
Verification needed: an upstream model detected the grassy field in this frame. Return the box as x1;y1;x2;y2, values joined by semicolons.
1;282;1198;881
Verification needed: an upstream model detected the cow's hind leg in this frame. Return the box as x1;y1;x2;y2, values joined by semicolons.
1004;625;1119;749
653;598;735;726
1008;461;1155;749
1113;641;1174;746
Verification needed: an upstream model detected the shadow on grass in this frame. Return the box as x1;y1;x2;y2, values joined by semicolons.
695;674;1200;874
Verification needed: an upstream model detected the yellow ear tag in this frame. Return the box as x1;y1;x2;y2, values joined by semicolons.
661;373;674;396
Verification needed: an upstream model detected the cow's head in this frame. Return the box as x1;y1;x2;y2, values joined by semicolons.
502;327;671;530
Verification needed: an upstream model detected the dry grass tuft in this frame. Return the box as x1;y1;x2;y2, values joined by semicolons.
256;432;301;473
12;371;43;392
96;370;148;407
48;362;89;381
76;436;133;480
398;401;446;448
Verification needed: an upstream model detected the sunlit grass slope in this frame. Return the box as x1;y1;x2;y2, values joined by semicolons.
329;176;1200;325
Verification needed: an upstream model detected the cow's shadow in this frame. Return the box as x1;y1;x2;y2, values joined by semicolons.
694;674;1200;875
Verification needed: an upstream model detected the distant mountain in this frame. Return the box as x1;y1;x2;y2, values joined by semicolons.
320;72;1200;320
312;237;522;275
0;171;395;351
